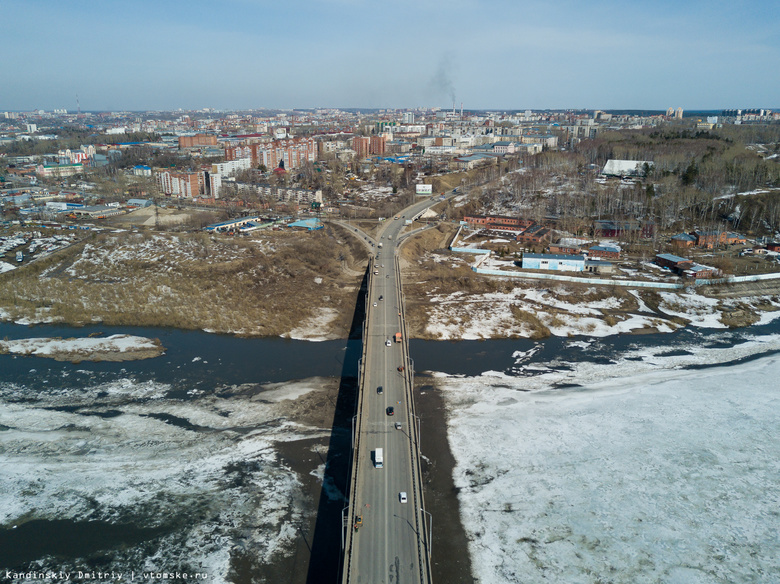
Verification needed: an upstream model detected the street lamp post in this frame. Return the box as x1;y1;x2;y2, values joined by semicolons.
420;507;432;559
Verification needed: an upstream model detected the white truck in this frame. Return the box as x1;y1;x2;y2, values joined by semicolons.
374;448;383;468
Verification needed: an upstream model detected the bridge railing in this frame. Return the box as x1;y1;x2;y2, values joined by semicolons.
395;238;434;584
341;265;373;584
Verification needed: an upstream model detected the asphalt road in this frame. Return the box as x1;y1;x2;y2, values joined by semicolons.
344;194;452;584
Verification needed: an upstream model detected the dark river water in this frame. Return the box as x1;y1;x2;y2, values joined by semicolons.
2;317;780;578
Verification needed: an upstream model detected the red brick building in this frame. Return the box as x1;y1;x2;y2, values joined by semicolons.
352;136;370;158
655;253;693;271
370;135;386;155
517;224;551;244
178;134;217;148
549;243;583;255
693;230;747;248
588;245;621;259
464;215;535;230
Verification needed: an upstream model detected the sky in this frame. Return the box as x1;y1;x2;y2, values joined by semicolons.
4;0;779;112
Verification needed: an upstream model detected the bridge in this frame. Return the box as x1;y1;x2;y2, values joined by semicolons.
340;195;449;584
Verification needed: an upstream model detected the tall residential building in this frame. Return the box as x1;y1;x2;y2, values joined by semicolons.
212;157;252;177
225;137;316;170
403;112;415;124
369;135;386;156
675;107;684;120
156;170;202;198
352;136;370;159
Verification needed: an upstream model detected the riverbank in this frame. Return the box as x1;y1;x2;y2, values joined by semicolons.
5;223;780;343
0;225;367;340
399;226;780;339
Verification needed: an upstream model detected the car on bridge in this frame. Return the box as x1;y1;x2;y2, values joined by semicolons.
385;339;392;347
386;406;394;416
377;386;383;394
399;492;408;503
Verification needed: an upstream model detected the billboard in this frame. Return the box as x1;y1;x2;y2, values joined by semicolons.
416;184;433;195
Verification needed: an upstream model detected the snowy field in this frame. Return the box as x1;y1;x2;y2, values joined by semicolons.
0;374;330;580
0;334;162;360
424;285;780;340
436;335;780;583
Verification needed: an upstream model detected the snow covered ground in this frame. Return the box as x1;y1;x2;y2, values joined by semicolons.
0;334;163;361
436;334;780;583
286;307;341;341
0;374;330;579
423;283;780;340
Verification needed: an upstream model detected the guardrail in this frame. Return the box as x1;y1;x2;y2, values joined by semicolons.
394;248;432;584
341;265;372;583
395;227;434;584
342;200;435;584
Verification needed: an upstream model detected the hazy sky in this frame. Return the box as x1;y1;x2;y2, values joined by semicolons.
4;0;779;112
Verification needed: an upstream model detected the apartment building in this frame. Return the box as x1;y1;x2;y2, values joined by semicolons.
212;157;252;177
225;137;316;170
352;136;370;159
156;170;202;198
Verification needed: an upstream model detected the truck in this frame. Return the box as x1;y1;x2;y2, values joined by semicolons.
374;448;383;468
394;332;402;343
16;251;23;262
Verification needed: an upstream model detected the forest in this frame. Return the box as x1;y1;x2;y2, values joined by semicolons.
471;125;780;239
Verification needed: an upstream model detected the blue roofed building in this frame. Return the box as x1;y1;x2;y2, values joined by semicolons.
522;253;585;272
287;218;323;231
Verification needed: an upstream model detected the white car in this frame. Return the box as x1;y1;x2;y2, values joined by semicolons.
373;302;378;307
385;339;392;347
399;492;408;504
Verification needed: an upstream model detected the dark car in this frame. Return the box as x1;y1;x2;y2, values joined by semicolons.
377;386;383;394
386;406;394;416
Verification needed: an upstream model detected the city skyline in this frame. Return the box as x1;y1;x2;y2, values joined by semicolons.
5;0;780;112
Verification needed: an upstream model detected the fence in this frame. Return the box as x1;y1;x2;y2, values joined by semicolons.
473;267;685;289
695;272;780;286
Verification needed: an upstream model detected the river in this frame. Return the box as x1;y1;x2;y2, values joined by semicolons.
1;318;779;582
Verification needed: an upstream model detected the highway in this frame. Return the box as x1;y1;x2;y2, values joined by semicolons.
342;194;450;584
